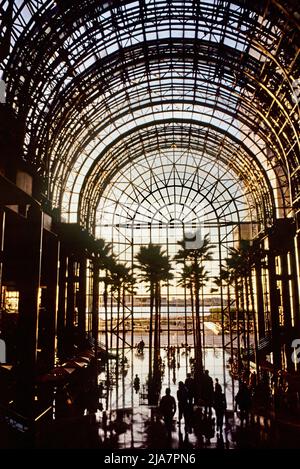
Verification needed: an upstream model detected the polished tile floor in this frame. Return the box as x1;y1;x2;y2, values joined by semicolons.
2;332;299;449
95;343;237;449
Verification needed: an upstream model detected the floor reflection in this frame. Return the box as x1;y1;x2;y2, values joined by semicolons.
96;334;236;449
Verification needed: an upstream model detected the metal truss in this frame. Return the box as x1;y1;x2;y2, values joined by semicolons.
0;0;299;228
79;122;275;232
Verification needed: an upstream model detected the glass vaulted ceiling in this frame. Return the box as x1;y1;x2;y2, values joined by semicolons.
1;0;299;232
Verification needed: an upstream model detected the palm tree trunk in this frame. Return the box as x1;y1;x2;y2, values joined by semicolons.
190;284;196;352
104;280;108;355
249;271;259;380
158;283;161;353
184;281;188;368
150;282;160;405
227;281;235;406
227;283;234;363
153;282;159;376
194;280;203;397
234;277;241;372
240;278;247;352
153;281;161;402
116;286;120;378
245;277;251;371
201;284;205;369
122;286;126;366
92;261;99;345
103;281;109;405
148;283;154;382
110;286;113;350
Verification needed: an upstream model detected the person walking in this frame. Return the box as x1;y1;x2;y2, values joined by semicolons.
214;383;227;432
235;381;251;427
215;378;222;394
134;374;140;393
159;387;177;437
177;381;189;427
202;370;214;416
185;373;195;406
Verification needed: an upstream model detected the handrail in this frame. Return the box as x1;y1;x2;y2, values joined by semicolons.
0;402;53;431
34;406;52;423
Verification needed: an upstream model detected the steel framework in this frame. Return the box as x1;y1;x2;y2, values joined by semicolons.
0;0;299;422
0;0;299;230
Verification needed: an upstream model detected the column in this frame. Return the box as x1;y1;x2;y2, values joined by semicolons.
280;252;293;372
66;255;75;355
42;233;59;369
57;247;67;357
268;250;281;371
0;208;5;309
291;233;300;331
255;262;265;339
78;255;87;347
16;206;43;417
92;258;99;344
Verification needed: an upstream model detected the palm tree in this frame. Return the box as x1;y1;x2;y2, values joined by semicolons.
178;265;196;351
135;243;173;404
225;245;246;373
175;234;215;393
110;262;136;364
98;252;116;355
214;266;235;369
225;240;262;377
92;238;113;348
120;267;136;360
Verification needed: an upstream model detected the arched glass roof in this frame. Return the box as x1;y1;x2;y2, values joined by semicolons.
1;0;299;233
78;122;275;232
95;145;259;234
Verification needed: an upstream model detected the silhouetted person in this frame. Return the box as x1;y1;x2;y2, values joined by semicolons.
185;373;195;406
159;387;176;437
202;370;214;415
235;382;251;427
215;378;222;394
134;374;140;393
137;340;145;354
214;384;227;432
177;381;189;427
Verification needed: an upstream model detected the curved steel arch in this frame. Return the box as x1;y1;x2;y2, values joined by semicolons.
19;33;299;197
93;146;264;251
76;120;277;233
1;0;299;222
43;40;275;187
54;95;288;217
82;120;274;196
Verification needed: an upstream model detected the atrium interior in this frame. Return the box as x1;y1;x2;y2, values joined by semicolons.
0;0;299;449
